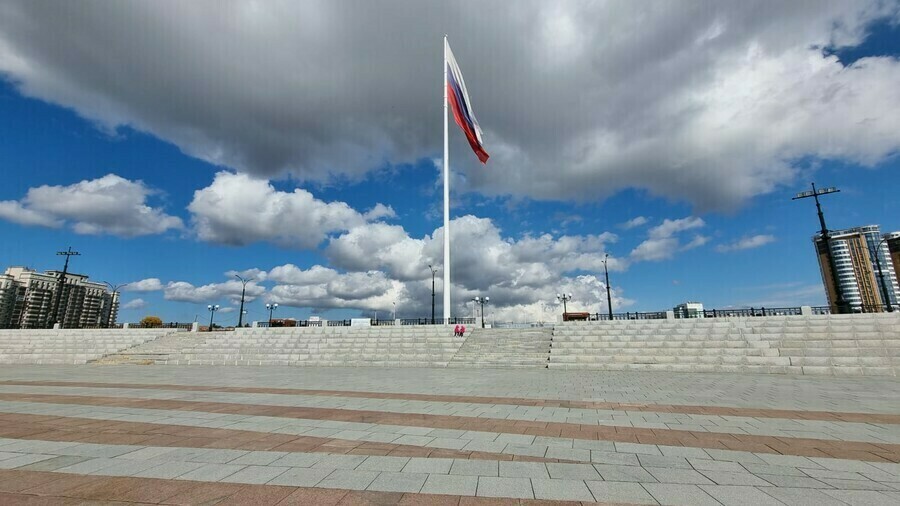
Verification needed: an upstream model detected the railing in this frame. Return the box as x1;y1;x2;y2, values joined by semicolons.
589;312;667;321
695;307;804;318
124;322;193;329
400;317;476;325
493;322;550;329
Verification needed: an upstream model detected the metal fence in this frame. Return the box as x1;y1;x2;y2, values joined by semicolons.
588;311;668;321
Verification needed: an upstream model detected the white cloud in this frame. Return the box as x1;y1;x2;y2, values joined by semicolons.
716;234;776;252
164;278;265;304
259;215;630;320
225;268;269;282
123;278;163;292
325;223;427;281
0;201;61;228
0;174;183;236
188;172;394;248
630;217;708;261
121;298;147;310
619;216;648;229
1;2;898;208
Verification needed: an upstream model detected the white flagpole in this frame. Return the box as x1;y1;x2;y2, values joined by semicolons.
442;35;451;323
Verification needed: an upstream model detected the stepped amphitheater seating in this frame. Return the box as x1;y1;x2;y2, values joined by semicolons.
743;313;900;376
549;313;900;376
448;327;552;368
0;328;180;365
123;325;468;367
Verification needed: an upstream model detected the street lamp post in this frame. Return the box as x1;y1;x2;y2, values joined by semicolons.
874;238;894;312
102;282;125;328
473;296;489;328
792;183;848;313
266;303;278;323
207;304;219;332
392;301;397;320
603;254;613;320
556;293;573;317
234;274;253;328
428;265;437;324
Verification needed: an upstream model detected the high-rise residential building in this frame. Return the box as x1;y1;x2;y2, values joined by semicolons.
813;225;900;312
887;232;900;290
0;267;119;329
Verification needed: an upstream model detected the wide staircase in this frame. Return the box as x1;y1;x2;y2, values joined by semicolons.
0;328;180;365
448;327;552;368
92;331;211;365
549;319;780;374
115;326;468;367
743;313;900;376
549;313;900;375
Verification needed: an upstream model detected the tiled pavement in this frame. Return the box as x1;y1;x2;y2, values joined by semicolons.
0;366;897;504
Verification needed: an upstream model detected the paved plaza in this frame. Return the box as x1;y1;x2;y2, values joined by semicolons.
0;365;898;505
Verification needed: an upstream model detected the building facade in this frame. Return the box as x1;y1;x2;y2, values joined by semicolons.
813;225;900;312
673;302;704;318
0;267;119;329
887;232;900;289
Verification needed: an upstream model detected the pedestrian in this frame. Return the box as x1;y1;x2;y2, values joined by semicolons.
454;324;461;337
459;324;466;337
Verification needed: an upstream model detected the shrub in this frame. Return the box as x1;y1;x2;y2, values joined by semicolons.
140;316;163;327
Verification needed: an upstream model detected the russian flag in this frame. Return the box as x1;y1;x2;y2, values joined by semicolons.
447;44;489;164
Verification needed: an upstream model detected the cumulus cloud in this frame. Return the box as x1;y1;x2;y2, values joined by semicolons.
0;201;62;228
164;278;265;303
188;172;394;248
121;298;147;310
1;2;899;208
0;174;183;236
123;278;164;292
630;217;707;261
716;234;776;252
619;216;648;229
261;215;631;320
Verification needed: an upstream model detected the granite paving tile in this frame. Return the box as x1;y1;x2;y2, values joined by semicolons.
700;485;783;506
267;467;333;487
475;476;534;499
586;481;659;505
420;474;478;496
643;483;721;506
402;457;454;475
366;471;427;493
316;469;379;490
218;464;289;484
593;464;657;483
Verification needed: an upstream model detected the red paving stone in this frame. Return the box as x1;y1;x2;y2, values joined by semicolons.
0;392;898;462
0;470;630;506
3;379;898;424
0;412;570;464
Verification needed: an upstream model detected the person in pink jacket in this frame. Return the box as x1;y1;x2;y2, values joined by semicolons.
454;324;461;336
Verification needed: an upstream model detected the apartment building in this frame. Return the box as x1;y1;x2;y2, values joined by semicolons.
813;225;900;312
0;267;119;329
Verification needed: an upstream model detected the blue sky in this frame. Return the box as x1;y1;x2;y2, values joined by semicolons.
0;2;898;324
